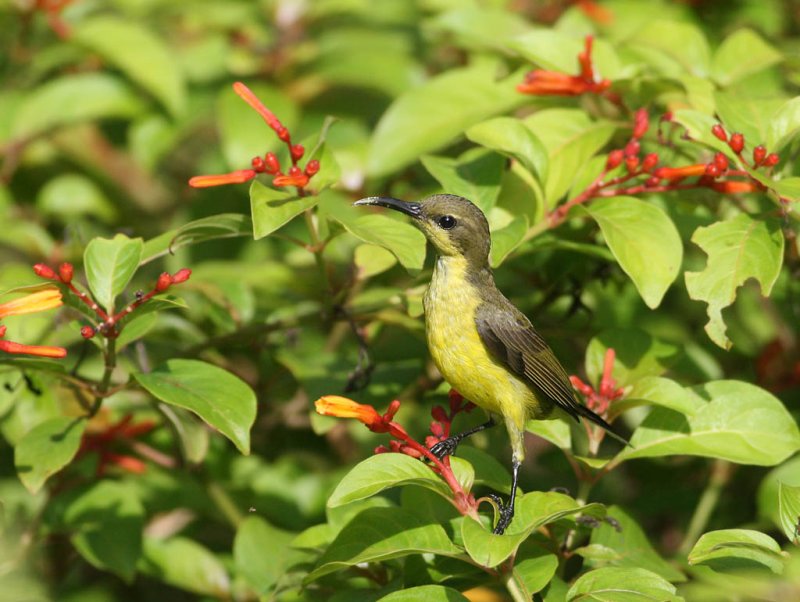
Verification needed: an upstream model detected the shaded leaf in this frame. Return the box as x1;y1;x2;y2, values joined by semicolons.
72;16;186;116
15;417;86;494
421;150;505;214
566;566;681;602
140;537;230;597
142;213;252;263
250;182;317;240
466;117;548;184
377;585;470;602
712;28;782;86
778;482;800;545
234;516;296;594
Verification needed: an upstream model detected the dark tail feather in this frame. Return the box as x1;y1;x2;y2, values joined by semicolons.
575;404;632;448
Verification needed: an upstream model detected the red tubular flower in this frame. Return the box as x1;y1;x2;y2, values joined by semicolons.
188;169;257;189
0;289;62;318
518;35;611;97
232;81;285;134
576;0;613;24
79;414;157;476
653;164;707;180
0;336;67;358
315;396;383;427
711;180;758;194
273;173;310;188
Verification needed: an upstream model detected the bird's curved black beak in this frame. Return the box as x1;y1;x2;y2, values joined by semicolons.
354;196;422;218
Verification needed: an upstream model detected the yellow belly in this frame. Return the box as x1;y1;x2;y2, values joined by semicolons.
423;256;534;445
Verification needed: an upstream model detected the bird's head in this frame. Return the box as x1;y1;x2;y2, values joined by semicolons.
354;194;490;265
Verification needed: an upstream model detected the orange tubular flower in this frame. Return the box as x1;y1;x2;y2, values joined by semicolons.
0;289;67;359
315;395;382;426
653;164;707;180
188;169;257;189
518;36;612;97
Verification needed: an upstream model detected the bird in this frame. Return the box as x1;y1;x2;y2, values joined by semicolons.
354;193;627;534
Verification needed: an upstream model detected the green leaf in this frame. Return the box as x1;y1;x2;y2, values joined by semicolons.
778;482;800;545
140;537;230;597
462;492;604;567
250;181;318;240
234;516;296;594
711;28;782;86
585;196;682;309
36;174;116;224
72;16;186;116
513;550;560;596
65;481;144;582
767;97;800;153
83;234;144;312
377;585;470;602
429;7;531;54
526;418;571;449
15;417;86;494
524;110;616;206
158;405;209;464
619;377;705;416
306;507;460;581
354;244;397;278
630;20;710;77
326;193;427;271
133;359;256;454
11;73;145;138
367;64;526;177
566;567;681;602
490;214;529;267
421;150;506;214
218;83;297;170
466;117;548;184
685;213;784;349
457;446;511;494
688;529;786;574
619;380;800;465
588;506;685;582
714;92;786;151
327;453;450;507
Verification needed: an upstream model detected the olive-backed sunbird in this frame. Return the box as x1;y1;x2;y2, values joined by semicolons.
355;194;627;534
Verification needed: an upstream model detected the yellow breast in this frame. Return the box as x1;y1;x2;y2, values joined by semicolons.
423;256;533;433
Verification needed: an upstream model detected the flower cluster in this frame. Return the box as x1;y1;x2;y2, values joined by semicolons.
0;288;67;358
518;36;612;97
33;262;191;339
77;413;157;476
189;82;320;192
315;393;478;515
570;348;625;418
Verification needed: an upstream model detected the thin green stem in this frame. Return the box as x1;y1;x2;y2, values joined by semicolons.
679;459;733;555
504;568;530;602
206;479;244;528
89;336;116;417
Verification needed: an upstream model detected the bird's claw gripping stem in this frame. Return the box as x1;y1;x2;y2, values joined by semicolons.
487;493;515;534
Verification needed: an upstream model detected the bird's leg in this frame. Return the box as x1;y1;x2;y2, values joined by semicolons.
429;417;496;460
491;457;520;535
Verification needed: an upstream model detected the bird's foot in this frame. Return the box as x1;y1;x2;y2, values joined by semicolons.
487;493;515;535
429;436;459;460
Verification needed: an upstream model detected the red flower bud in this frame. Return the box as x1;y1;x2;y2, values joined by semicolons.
713;153;729;172
33;264;57;280
264;152;280;174
763;153;779;167
704;163;720;177
58;262;73;283
251;156;266;172
729;132;744;154
425;435;440;449
624;139;640;157
660;111;674;122
305;160;320;176
642;153;659;172
711;124;727;142
172;268;192;284
645;176;661;187
277;127;291;142
632;109;649;139
431;405;448;423
605;149;624;170
625;156;640;173
291;144;305;161
81;325;95;339
400;445;423;459
374;445;389;454
155;272;173;292
752;145;767;166
288;166;302;177
430;421;444;438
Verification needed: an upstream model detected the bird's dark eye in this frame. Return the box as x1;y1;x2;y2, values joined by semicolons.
437;215;457;230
